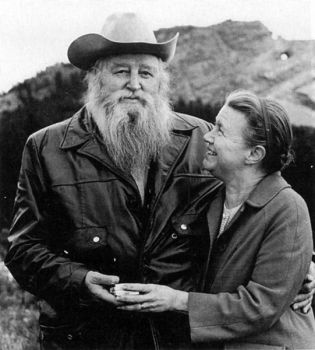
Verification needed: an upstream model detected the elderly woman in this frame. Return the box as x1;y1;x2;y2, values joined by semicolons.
115;91;315;349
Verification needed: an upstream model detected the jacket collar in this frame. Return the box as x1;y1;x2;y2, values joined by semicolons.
245;172;291;208
205;172;290;238
60;108;197;150
60;107;93;149
59;106;197;193
205;172;291;240
171;112;200;132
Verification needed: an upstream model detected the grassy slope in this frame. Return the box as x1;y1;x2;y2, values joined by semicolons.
0;261;39;350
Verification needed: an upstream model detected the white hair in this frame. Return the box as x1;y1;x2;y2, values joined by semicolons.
84;57;173;174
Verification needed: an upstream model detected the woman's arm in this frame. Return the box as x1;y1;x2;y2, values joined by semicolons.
114;283;188;312
292;260;315;312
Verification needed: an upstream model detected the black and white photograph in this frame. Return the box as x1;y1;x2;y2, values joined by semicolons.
0;1;314;349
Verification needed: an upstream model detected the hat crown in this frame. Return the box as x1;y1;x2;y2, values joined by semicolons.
68;12;178;70
101;12;157;44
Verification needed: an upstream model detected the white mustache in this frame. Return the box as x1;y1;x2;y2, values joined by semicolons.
120;95;149;106
105;91;152;107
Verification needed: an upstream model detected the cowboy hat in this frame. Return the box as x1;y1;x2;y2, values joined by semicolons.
68;12;179;70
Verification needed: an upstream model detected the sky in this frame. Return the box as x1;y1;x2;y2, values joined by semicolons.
0;0;314;93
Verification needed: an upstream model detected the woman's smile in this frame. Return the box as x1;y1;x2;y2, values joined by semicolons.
206;148;217;156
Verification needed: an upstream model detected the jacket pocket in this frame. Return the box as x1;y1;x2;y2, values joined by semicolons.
171;213;206;238
64;227;109;263
171;213;208;257
39;324;82;343
168;214;209;290
168;215;207;260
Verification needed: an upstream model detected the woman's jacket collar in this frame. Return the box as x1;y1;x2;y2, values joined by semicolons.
245;172;291;208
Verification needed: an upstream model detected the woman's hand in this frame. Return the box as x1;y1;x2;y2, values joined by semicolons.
291;261;315;313
113;283;188;313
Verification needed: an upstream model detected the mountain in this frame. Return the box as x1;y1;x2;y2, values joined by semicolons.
156;20;315;127
0;19;314;127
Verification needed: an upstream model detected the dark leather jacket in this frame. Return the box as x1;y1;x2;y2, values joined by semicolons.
5;107;221;349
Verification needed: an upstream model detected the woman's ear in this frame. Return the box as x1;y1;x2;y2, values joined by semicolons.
245;145;266;165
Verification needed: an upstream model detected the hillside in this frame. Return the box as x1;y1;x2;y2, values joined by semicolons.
0;19;314;127
156;20;315;127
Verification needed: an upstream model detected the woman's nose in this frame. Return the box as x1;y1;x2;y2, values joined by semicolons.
203;131;214;144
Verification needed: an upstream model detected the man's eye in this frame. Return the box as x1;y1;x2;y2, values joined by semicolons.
115;70;128;75
140;71;153;77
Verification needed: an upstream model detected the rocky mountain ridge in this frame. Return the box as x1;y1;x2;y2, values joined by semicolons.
1;19;314;127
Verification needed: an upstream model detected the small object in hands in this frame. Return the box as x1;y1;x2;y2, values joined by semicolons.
110;284;140;297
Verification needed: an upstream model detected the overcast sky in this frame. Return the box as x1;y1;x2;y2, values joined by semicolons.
0;0;314;93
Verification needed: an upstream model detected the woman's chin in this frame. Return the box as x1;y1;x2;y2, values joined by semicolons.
202;159;216;172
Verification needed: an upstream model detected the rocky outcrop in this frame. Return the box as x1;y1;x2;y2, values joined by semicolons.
157;21;315;127
0;20;314;127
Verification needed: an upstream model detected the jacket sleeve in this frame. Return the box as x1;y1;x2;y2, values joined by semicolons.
188;191;313;342
5;134;89;309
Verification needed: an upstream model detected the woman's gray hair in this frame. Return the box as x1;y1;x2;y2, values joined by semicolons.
225;90;294;173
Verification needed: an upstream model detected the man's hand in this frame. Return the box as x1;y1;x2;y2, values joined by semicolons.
291;261;315;313
85;271;120;305
113;283;188;313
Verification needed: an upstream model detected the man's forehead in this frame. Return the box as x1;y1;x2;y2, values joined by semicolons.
106;54;160;68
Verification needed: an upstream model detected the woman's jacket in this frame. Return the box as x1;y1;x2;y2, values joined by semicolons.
185;172;315;349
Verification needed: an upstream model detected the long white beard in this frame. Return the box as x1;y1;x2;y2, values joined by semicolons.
86;87;173;175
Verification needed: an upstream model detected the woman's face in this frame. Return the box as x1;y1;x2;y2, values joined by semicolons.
203;105;251;181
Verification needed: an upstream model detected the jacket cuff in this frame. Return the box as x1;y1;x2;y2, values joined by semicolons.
188;292;206;343
70;267;89;299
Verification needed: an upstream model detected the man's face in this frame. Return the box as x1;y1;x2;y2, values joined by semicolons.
96;54;161;117
86;54;172;173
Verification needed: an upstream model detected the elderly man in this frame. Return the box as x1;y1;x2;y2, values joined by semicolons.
5;12;314;350
5;13;218;349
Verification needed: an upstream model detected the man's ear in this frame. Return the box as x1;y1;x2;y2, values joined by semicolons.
245;145;266;165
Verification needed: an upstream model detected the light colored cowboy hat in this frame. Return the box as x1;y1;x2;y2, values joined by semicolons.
68;12;179;70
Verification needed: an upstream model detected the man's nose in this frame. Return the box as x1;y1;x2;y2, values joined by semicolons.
127;72;141;91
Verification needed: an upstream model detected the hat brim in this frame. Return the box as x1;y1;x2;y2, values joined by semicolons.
68;33;179;70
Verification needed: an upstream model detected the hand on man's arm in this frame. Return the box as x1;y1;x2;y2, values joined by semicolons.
291;261;315;313
112;283;188;313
